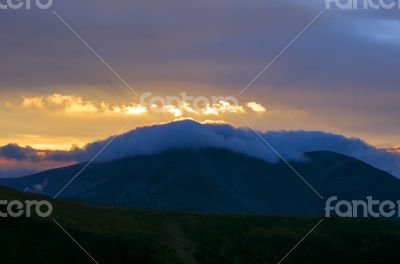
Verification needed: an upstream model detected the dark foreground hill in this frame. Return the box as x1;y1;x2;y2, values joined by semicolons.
1;149;400;215
0;186;400;264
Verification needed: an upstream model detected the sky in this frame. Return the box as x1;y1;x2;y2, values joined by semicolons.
0;0;399;156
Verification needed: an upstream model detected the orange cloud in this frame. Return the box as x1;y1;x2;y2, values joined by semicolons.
17;93;266;118
22;96;44;108
47;93;98;113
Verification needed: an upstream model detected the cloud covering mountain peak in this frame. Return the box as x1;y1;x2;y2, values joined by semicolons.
1;120;399;178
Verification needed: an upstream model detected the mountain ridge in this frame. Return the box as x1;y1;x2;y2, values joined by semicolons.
1;149;399;216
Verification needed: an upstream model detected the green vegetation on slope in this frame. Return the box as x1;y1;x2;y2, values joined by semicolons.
1;186;400;264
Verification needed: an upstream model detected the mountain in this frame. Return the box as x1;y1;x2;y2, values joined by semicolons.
1;148;399;216
1;185;400;264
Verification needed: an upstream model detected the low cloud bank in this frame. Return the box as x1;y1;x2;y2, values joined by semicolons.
0;144;83;162
1;120;399;178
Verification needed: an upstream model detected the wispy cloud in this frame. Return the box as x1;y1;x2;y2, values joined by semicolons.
382;146;400;153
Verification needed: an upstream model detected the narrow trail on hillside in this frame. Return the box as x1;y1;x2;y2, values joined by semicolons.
163;219;198;264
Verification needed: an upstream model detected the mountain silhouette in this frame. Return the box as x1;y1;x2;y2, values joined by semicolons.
1;149;399;215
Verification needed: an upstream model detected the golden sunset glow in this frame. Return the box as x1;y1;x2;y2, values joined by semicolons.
385;146;400;154
0;0;399;181
0;92;269;150
16;93;263;117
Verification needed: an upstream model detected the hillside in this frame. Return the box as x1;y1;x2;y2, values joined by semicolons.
0;186;400;264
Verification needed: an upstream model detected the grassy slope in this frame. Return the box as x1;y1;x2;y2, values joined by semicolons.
1;186;400;264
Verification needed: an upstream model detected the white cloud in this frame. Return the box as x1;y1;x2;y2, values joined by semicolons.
247;102;266;113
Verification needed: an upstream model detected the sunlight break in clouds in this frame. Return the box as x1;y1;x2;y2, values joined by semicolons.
18;93;265;117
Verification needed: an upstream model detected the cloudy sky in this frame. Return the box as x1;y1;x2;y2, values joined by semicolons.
0;0;399;153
